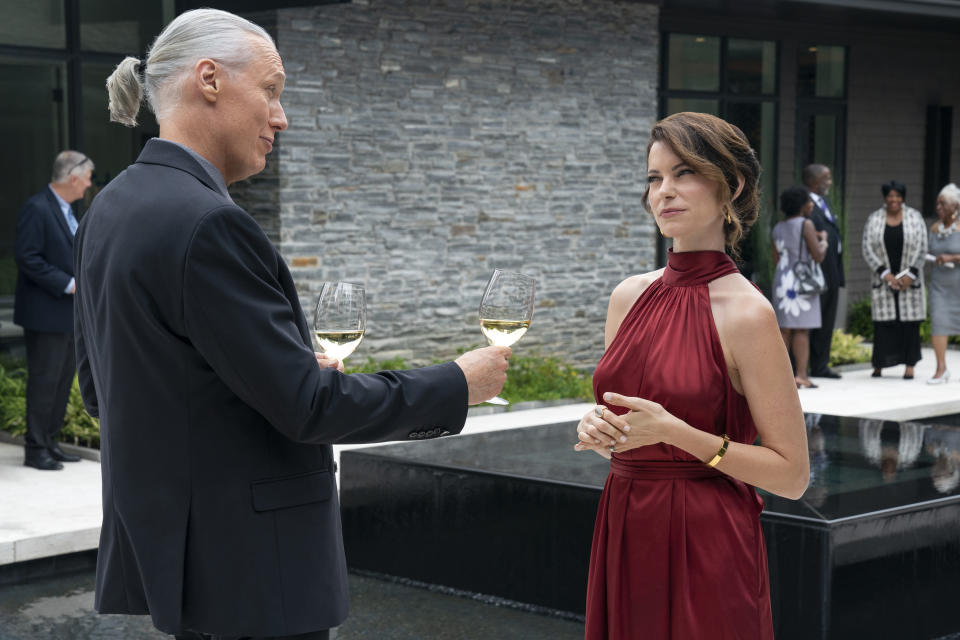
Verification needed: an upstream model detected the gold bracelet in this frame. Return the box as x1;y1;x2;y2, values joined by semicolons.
705;434;730;468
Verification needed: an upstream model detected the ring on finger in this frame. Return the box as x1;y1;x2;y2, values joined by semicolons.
594;405;604;418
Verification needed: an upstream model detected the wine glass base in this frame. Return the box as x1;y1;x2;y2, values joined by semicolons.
485;395;509;406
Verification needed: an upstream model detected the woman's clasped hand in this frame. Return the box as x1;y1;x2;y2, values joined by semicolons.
575;392;683;455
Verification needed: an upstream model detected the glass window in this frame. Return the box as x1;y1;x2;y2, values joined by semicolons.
0;1;66;48
667;34;720;92
0;58;69;295
725;100;778;289
79;0;170;53
798;45;845;98
665;97;719;116
727;39;776;95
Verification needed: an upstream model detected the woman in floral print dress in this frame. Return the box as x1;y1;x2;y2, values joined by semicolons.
771;186;827;388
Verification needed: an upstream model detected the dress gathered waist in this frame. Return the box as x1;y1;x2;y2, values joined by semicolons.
610;457;724;480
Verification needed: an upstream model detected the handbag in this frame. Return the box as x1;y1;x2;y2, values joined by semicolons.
792;224;828;296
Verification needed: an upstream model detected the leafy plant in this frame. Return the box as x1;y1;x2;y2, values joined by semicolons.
828;329;871;366
0;363;101;448
62;377;101;448
344;356;411;374
346;352;594;404
0;364;27;437
498;352;594;403
846;296;873;341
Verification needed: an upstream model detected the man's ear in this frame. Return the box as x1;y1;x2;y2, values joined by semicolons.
196;59;220;104
732;173;745;201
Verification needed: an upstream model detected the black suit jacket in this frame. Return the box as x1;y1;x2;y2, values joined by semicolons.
14;187;75;333
809;203;845;288
74;139;468;636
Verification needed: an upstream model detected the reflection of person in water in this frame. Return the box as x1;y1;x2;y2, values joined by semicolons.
924;425;960;494
805;414;829;507
930;451;959;493
858;419;928;482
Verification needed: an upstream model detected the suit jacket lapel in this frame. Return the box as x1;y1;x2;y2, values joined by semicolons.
45;187;75;246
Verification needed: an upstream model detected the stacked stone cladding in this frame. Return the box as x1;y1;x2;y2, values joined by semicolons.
233;0;660;367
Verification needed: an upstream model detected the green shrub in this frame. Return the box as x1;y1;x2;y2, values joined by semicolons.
498;352;594;403
846;296;873;341
344;356;410;374
346;352;594;404
829;330;871;366
0;364;27;437
0;363;101;448
62;377;101;448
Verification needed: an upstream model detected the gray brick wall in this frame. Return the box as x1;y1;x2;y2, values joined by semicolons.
236;0;660;367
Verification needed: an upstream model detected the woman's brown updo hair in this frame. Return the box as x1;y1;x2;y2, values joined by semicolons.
642;112;761;261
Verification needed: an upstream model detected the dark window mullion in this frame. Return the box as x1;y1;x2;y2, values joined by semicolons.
65;0;82;151
719;36;728;119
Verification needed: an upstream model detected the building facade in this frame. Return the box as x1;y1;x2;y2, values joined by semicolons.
1;0;957;365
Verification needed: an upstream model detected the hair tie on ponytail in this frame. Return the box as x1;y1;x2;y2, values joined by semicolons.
139;60;147;82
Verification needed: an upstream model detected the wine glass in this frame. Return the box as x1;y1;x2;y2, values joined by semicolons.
313;282;366;362
479;269;536;405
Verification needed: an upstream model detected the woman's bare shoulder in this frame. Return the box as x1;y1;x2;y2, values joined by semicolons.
710;273;777;329
609;269;665;309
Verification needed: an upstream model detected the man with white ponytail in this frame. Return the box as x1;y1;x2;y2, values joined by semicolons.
16;150;92;471
76;8;510;640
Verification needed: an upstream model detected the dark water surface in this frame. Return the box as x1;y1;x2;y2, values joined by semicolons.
0;570;583;640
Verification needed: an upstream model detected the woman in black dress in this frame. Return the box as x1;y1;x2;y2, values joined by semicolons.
861;180;928;378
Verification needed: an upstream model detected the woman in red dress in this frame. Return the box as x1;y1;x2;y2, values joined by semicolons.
575;112;809;639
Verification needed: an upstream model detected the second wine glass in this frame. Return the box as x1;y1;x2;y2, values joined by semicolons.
479;269;536;405
313;281;366;362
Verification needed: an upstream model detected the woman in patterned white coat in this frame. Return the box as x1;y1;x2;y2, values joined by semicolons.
861;180;927;378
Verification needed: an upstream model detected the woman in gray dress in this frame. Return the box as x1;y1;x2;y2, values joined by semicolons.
771;186;827;388
927;183;960;384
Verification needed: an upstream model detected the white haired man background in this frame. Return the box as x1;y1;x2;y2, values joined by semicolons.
77;9;510;640
15;150;93;471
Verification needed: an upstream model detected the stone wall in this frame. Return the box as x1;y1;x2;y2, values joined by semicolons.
239;0;660;366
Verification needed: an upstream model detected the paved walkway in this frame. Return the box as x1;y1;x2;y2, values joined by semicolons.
3;346;960;567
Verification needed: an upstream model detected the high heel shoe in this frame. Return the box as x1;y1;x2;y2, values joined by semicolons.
927;370;951;385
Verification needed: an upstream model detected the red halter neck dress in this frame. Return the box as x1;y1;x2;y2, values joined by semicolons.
585;249;774;639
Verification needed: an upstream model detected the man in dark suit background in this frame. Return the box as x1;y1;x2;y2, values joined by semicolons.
803;163;844;379
77;9;510;640
15;150;93;471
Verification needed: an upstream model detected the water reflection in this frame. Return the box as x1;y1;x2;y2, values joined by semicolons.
771;414;960;517
926;425;960;494
805;413;829;508
857;419;927;482
855;418;960;494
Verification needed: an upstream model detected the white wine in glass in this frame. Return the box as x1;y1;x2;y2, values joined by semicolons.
314;282;366;362
479;269;536;405
480;319;530;347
